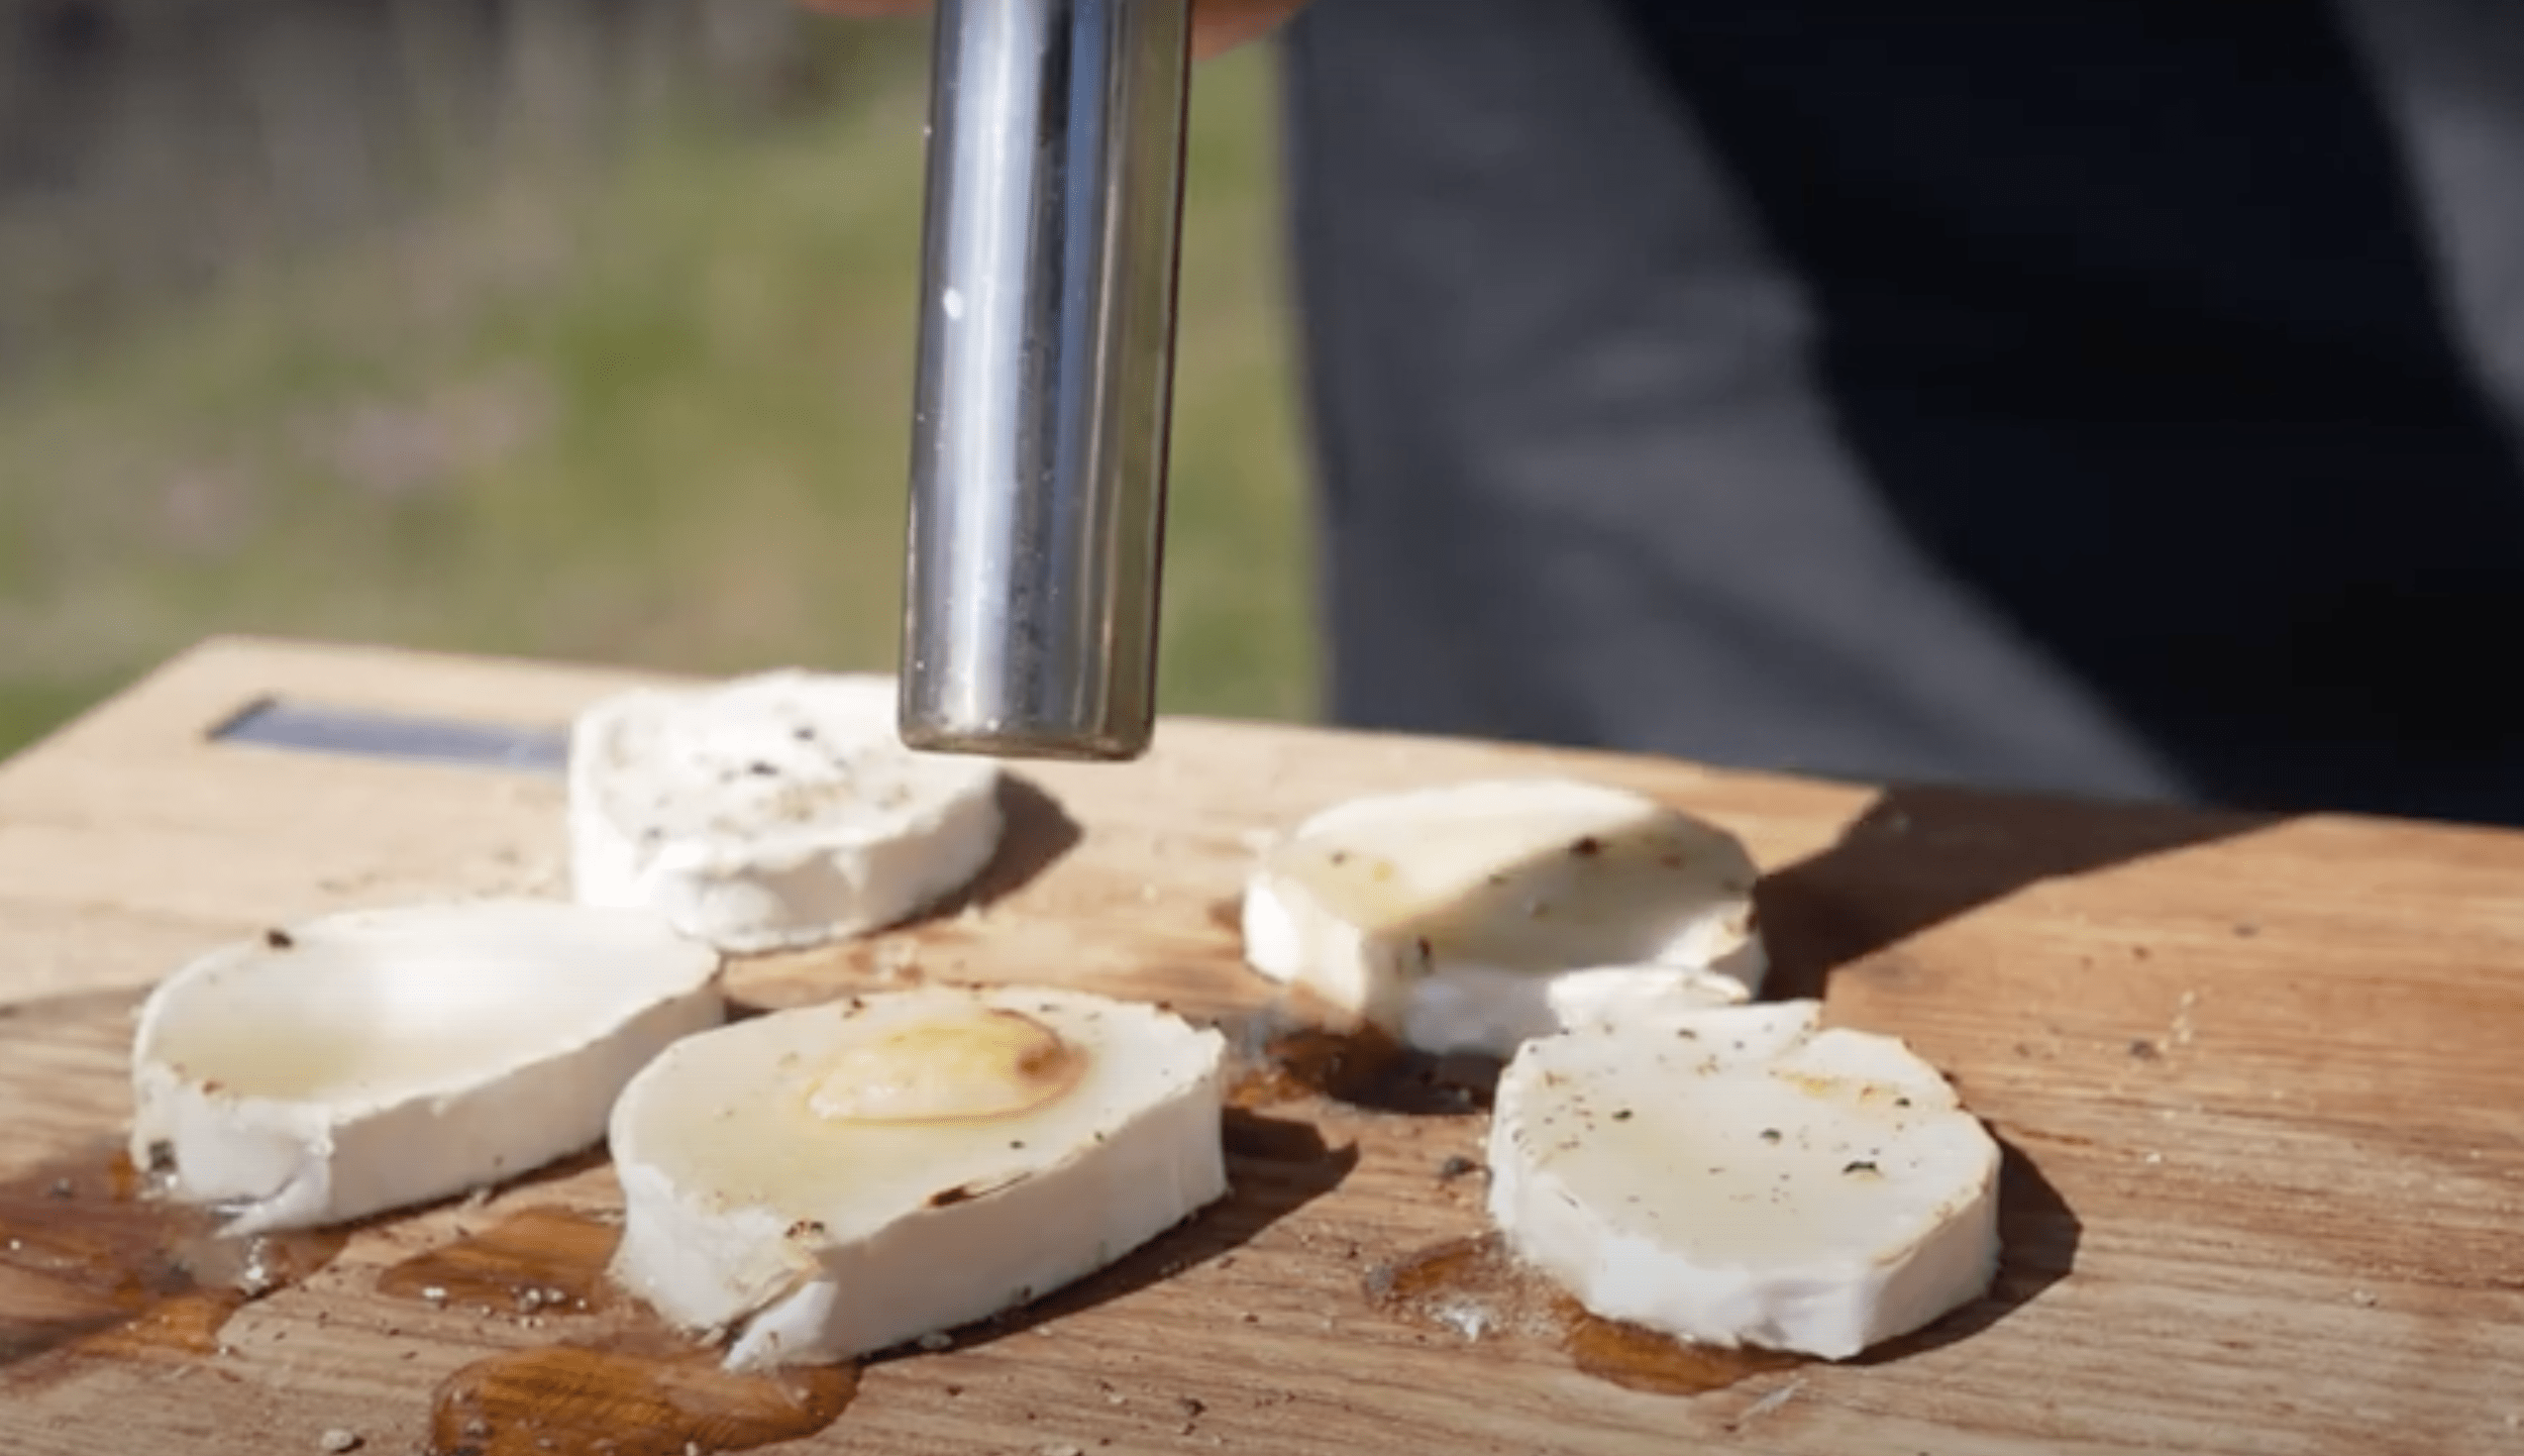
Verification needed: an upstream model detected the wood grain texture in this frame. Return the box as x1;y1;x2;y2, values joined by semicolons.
4;635;2522;1455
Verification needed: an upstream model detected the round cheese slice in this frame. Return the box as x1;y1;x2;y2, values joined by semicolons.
1487;1000;2001;1360
609;985;1229;1371
1240;778;1765;1056
568;671;1006;954
130;899;725;1236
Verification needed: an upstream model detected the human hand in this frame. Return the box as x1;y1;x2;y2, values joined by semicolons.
797;0;1311;60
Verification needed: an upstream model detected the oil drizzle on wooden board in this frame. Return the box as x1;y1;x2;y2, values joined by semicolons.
431;1341;858;1456
1366;1234;1806;1397
1221;1008;1503;1116
394;1207;858;1456
0;1147;347;1373
380;1205;618;1316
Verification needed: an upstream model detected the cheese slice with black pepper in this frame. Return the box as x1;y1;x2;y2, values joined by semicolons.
130;899;725;1235
1239;779;1765;1056
1486;999;2001;1359
568;672;1005;954
607;985;1228;1369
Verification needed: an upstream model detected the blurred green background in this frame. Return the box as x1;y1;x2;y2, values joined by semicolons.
0;4;1315;756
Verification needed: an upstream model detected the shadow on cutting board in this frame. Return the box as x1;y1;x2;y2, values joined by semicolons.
1746;782;2272;1349
1754;782;2280;1001
1862;1139;2080;1361
906;775;1085;922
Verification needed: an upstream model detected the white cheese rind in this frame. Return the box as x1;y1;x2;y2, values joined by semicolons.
1240;778;1766;1056
1487;1000;2001;1360
568;671;1005;955
608;986;1229;1371
128;899;725;1236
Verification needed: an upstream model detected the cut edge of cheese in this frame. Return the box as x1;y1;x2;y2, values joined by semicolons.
1486;999;2001;1360
567;671;1006;955
1240;777;1766;1056
128;898;725;1237
605;985;1231;1371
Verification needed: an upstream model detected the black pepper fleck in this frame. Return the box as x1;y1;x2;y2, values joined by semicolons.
263;927;294;949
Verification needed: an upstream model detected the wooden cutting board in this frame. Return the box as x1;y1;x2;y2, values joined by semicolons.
4;636;2521;1456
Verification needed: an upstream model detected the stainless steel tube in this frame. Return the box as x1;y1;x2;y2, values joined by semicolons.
898;0;1193;761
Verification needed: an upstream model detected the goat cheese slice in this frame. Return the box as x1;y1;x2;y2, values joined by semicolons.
569;671;1005;954
129;899;724;1236
608;985;1228;1371
1487;999;2002;1360
1240;778;1765;1055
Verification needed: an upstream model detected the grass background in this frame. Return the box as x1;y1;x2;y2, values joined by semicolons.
0;24;1315;756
